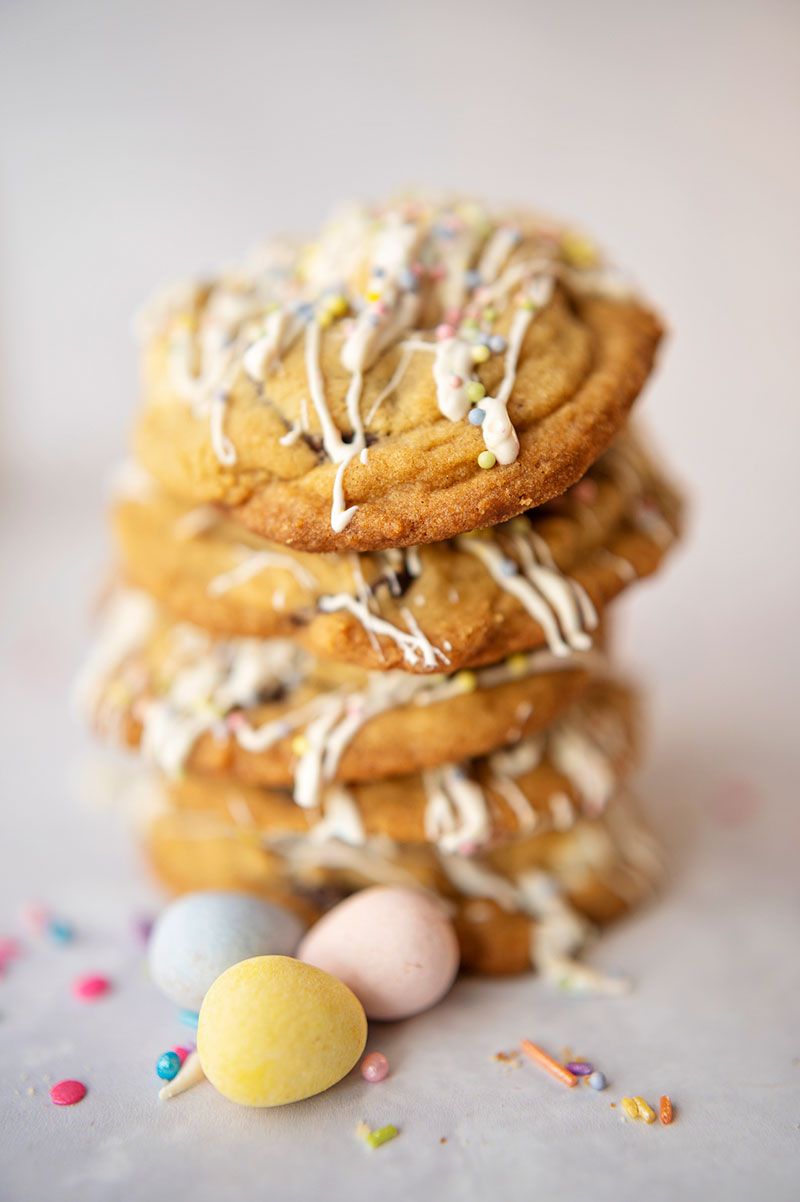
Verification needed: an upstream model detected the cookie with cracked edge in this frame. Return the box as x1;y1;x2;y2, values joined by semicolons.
78;589;604;789
144;783;660;976
134;197;663;552
113;431;682;674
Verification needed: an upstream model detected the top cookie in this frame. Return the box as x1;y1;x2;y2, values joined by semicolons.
135;196;663;552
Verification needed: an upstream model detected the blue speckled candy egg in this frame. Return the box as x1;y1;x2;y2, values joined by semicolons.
148;891;304;1010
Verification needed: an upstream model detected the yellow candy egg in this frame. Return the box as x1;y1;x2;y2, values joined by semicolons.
197;955;366;1107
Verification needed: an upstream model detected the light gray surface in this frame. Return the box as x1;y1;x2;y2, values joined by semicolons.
1;0;799;1198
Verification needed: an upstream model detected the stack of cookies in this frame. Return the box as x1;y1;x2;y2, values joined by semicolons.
77;197;682;988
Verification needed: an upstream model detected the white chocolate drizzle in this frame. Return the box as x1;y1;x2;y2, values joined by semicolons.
207;548;317;597
456;527;596;657
317;593;448;669
143;199;635;532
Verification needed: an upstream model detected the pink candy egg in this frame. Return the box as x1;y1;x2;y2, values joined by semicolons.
298;886;459;1021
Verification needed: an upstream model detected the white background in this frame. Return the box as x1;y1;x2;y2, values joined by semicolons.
1;2;798;1199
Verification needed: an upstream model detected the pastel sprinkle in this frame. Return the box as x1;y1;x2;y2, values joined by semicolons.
454;670;478;694
435;323;455;341
566;1061;594;1076
47;919;75;944
132;915;154;945
178;1008;200;1029
50;1080;87;1107
0;937;22;962
468;408;485;426
660;1095;673;1125
448;374;463;388
587;1071;607;1090
157;1051;182;1081
622;1096;657;1123
367;1125;399;1149
489;335;507;353
291;734;311;756
520;1040;577;1087
466;381;486;403
477;451;496;470
361;1053;390;1083
72;974;111;1002
499;558;518;577
471;344;490;363
505;653;529;677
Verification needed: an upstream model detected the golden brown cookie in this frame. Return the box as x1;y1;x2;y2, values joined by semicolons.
144;780;660;978
134;197;662;551
78;589;602;789
122;677;639;851
113;432;681;673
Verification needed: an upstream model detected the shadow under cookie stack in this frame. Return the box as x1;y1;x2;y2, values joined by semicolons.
77;196;682;990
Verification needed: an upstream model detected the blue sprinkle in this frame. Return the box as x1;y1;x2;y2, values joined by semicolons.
295;302;313;321
468;408;485;426
499;558;518;577
464;268;481;289
489;335;507;353
157;1051;182;1081
587;1071;607;1091
396;267;417;291
178;1008;199;1029
367;313;381;327
474;332;491;347
372;266;386;278
47;919;75;945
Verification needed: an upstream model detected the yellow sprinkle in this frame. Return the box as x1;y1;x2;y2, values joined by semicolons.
317;310;333;329
561;230;599;269
366;288;381;303
454;670;478;694
621;1097;640;1120
173;314;195;333
505;653;529;677
327;294;349;317
634;1097;657;1124
291;735;310;756
471;344;490;363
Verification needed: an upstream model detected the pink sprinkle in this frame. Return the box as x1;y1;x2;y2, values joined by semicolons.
430;265;447;281
435;323;455;341
448;374;463;388
361;1053;390;1083
444;306;462;326
226;710;246;732
473;286;490;304
22;903;49;933
50;1080;87;1107
172;1046;192;1065
0;937;22;962
72;974;111;1001
411;262;424;278
572;479;598;504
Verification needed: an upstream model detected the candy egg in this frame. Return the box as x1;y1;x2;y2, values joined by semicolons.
197;955;366;1107
148;891;303;1010
298;886;459;1020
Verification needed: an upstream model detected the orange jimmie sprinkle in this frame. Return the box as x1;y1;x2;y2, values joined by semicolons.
519;1040;578;1087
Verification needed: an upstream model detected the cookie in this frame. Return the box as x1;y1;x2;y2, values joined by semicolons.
113;432;681;673
77;589;602;789
144;781;660;978
120;676;638;850
134;197;662;551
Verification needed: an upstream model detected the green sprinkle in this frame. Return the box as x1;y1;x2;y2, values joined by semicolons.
466;381;486;403
477;451;496;469
367;1125;399;1149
